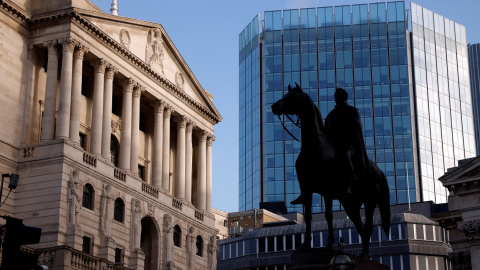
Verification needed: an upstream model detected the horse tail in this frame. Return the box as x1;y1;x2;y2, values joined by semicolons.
378;169;391;236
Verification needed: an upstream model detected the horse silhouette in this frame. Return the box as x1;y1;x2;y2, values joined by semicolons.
271;83;390;257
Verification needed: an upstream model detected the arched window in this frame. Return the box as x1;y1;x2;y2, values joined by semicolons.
196;235;203;256
110;135;119;167
173;225;181;247
82;184;94;210
114;198;124;222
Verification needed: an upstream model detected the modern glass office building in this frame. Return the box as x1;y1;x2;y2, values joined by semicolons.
239;1;476;213
468;43;480;156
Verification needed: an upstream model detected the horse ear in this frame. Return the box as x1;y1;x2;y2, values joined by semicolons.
288;84;292;92
295;82;301;90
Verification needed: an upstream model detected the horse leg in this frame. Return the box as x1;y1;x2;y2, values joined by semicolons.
324;198;335;249
300;193;312;249
341;199;365;249
360;202;376;258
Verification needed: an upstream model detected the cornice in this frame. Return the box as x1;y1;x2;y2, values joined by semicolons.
65;10;221;124
0;0;31;26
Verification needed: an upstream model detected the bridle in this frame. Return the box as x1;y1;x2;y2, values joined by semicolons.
276;91;303;142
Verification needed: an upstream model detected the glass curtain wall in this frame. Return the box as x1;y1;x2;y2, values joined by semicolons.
468;43;480;156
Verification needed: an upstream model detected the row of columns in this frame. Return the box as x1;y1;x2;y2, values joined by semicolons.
38;37;214;212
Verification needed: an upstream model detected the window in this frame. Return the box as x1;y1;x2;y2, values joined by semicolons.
114;198;124;222
82;236;92;254
110;135;119;166
112;94;120;115
82;184;94;210
79;133;86;150
223;220;228;227
114;248;123;263
196;236;203;256
138;165;145;181
81;75;89;96
139;112;146;132
173;225;181;247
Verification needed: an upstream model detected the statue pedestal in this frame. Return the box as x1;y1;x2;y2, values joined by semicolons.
129;249;145;270
99;236;116;262
289;248;390;270
65;224;83;250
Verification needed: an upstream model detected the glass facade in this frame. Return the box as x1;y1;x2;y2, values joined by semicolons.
468;43;480;156
239;1;476;213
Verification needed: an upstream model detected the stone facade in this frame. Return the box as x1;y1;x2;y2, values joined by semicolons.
0;0;221;269
435;157;480;270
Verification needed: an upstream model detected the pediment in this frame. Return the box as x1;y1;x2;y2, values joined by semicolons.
77;11;219;119
440;157;480;184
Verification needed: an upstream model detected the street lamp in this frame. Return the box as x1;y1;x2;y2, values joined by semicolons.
0;173;19;207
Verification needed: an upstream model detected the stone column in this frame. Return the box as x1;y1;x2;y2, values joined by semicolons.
119;78;134;171
185;121;195;203
101;66;118;160
162;106;172;191
69;45;88;144
20;45;37;146
151;100;165;188
41;40;59;141
130;85;144;175
196;131;207;211
90;59;108;155
206;135;214;213
56;38;76;139
175;116;187;199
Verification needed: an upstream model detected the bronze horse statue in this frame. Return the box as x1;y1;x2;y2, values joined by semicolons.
271;83;390;257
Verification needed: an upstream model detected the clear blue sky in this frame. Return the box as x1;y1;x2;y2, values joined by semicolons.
90;0;480;213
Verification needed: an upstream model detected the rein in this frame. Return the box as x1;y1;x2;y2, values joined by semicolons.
277;115;301;142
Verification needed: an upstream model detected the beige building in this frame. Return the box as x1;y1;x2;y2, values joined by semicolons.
0;0;222;269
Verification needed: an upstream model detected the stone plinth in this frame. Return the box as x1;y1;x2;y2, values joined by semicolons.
65;224;84;251
99;236;116;262
289;248;390;270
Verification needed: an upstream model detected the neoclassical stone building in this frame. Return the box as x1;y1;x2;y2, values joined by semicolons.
0;0;222;269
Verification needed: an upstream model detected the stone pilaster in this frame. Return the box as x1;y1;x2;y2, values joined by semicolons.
119;78;134;171
185;120;195;203
151;100;165;188
196;131;207;210
175;116;187;199
41;40;59;141
90;59;108;155
56;38;77;139
21;44;37;146
162;105;173;191
69;44;88;144
130;85;145;175
101;65;118;160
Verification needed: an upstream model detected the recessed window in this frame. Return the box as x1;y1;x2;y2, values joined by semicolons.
196;235;203;257
138;165;145;181
110;135;119;166
114;198;124;222
139;112;146;132
114;247;123;263
79;133;86;150
112;94;120;115
82;184;94;210
81;75;89;96
82;236;92;254
173;225;181;247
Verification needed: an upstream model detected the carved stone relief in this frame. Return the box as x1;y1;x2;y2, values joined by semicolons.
175;71;185;90
120;29;131;49
100;184;114;239
145;28;165;75
131;198;142;251
111;119;122;134
67;170;82;225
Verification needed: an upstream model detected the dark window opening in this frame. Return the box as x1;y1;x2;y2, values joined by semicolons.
82;236;91;254
173;225;181;247
81;75;89;96
82;184;94;210
114;248;122;263
112;94;120;115
138;165;145;181
196;235;203;256
110;135;119;166
79;133;86;150
139;112;146;132
114;198;124;222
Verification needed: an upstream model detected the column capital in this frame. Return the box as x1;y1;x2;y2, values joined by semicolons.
151;100;166;113
175;115;187;129
44;40;59;56
133;84;145;97
186;120;196;133
197;130;208;142
27;44;37;60
61;37;77;52
164;104;173;118
121;78;135;92
91;59;108;74
74;44;89;60
105;65;118;79
207;135;215;146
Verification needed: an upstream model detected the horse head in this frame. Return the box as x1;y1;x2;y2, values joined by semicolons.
271;83;306;116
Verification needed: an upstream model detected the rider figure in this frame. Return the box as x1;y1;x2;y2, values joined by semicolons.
324;88;370;195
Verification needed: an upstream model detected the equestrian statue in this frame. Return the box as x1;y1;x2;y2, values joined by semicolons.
271;83;391;257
